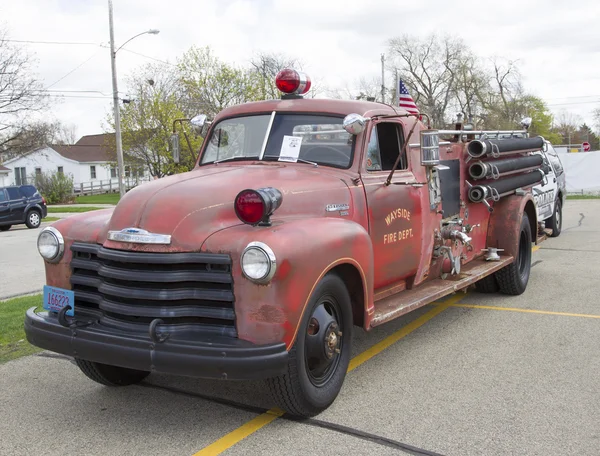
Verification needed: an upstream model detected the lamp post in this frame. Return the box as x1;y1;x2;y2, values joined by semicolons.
108;0;159;197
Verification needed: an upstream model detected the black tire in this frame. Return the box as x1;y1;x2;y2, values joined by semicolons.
546;199;562;237
75;358;150;386
25;210;41;229
266;273;352;417
0;225;11;231
474;274;499;293
495;212;532;295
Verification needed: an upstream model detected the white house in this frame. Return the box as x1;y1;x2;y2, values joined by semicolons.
2;133;150;190
0;165;11;187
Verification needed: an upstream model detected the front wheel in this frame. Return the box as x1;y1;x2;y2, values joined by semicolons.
75;359;150;386
546;199;562;237
495;212;532;295
266;273;352;417
0;225;11;231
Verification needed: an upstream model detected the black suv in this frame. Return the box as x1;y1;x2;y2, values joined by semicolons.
0;185;48;231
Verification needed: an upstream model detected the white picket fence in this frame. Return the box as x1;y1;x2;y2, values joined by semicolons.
74;176;152;195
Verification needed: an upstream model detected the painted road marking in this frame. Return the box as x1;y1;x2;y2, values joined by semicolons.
192;293;464;455
194;246;542;454
451;303;600;319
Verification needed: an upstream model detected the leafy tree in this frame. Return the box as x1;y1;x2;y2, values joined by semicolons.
108;62;202;177
178;46;262;118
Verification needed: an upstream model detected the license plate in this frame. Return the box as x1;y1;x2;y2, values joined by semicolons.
43;285;74;316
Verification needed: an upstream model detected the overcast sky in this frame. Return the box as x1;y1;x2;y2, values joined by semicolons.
2;0;599;140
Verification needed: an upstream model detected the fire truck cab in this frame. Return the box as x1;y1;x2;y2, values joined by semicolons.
25;69;545;417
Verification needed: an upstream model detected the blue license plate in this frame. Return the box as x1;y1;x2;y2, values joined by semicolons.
43;285;74;316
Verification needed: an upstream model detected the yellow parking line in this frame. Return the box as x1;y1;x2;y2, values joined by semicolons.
193;408;284;456
451;303;600;319
532;245;540;252
192;293;463;455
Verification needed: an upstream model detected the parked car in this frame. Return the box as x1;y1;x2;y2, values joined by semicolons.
533;141;566;237
0;184;48;231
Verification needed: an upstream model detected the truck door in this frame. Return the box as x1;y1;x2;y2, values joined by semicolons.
361;120;424;289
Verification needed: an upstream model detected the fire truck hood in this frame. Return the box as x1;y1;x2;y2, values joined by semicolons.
102;164;353;251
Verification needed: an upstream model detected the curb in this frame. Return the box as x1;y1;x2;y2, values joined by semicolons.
0;289;42;302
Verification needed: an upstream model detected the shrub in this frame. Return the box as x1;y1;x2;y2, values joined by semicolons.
32;171;74;204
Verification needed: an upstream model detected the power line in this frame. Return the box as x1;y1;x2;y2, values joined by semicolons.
45;51;101;89
3;39;102;46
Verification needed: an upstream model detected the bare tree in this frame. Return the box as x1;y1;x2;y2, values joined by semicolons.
387;33;466;127
554;110;582;144
0;28;50;156
249;52;304;99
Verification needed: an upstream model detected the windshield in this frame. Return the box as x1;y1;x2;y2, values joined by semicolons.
200;113;355;168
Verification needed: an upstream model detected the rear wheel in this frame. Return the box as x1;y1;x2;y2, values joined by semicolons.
474;274;499;293
25;210;41;229
0;225;11;231
75;359;150;386
546;199;562;237
495;212;532;295
266;273;352;417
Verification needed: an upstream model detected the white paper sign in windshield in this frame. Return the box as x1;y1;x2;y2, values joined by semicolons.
278;135;302;162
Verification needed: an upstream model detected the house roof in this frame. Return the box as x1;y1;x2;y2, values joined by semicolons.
0;165;10;172
50;133;117;163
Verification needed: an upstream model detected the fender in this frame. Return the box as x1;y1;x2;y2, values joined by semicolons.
201;217;374;349
486;193;537;258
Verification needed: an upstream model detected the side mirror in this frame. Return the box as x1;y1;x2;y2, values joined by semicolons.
171;133;180;164
343;113;369;135
191;114;211;137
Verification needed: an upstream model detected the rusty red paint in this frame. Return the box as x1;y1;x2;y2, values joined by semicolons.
40;97;537;355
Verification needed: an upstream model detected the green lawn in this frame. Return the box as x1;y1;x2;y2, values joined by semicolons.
48;206;106;213
0;295;44;364
566;194;600;200
75;193;120;204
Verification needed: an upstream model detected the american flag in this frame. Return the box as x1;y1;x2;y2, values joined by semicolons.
398;79;419;115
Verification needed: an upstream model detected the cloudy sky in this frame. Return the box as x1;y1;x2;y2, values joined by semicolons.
2;0;599;140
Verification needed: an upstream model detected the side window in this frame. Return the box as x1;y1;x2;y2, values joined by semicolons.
0;190;6;203
6;187;21;200
366;123;406;172
546;147;564;176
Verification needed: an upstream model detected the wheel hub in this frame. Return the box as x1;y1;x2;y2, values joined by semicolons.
324;322;341;359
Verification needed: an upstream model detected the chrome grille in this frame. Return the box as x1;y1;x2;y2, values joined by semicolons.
69;243;236;337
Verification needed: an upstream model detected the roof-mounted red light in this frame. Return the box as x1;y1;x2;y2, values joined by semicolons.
275;69;311;96
235;187;283;226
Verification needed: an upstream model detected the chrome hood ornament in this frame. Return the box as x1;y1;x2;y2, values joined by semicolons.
107;227;171;244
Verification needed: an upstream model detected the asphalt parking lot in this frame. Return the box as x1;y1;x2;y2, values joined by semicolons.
1;200;599;455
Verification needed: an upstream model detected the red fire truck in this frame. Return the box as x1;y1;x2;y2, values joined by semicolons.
25;69;546;417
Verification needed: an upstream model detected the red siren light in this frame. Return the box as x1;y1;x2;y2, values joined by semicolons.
234;187;283;226
275;69;311;96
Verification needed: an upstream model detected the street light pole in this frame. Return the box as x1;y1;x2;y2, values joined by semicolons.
108;0;159;198
108;0;126;197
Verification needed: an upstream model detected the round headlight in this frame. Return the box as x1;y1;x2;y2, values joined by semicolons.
241;242;276;283
37;227;65;263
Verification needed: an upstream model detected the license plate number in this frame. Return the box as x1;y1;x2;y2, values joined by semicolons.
43;285;74;316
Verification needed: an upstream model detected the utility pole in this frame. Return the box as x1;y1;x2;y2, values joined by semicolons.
380;54;385;104
108;0;126;198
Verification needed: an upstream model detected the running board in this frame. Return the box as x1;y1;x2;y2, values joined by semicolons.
370;255;514;328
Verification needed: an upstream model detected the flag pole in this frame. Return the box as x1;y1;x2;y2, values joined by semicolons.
395;70;399;107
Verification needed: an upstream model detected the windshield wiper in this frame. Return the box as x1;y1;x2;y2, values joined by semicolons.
212;156;258;164
263;155;318;167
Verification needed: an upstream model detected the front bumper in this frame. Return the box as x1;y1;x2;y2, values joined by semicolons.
24;308;289;380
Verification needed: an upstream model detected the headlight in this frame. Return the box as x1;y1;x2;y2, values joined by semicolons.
241;242;276;283
37;227;65;263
